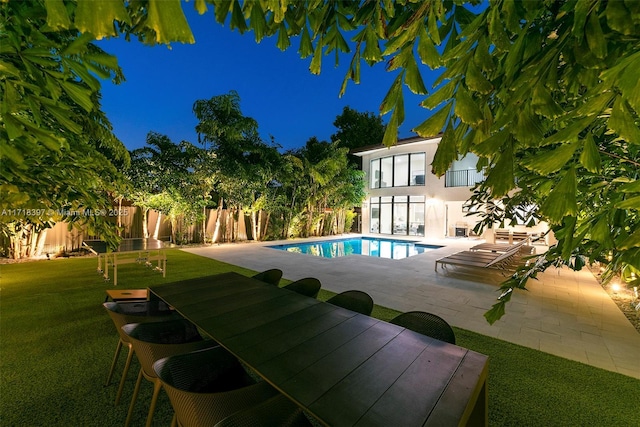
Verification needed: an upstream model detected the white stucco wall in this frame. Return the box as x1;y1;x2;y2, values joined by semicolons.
357;137;480;240
355;137;549;241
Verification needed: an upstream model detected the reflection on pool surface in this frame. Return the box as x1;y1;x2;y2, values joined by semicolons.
268;237;443;260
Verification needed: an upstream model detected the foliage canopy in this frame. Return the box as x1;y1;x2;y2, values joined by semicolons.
193;0;640;322
3;1;640;322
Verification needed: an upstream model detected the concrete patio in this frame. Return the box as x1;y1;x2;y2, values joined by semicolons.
183;235;640;379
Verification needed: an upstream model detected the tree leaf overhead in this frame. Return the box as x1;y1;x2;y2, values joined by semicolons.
146;0;196;44
74;0;130;39
4;0;640;322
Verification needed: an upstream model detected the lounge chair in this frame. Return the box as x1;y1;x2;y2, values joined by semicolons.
470;240;526;253
511;231;530;243
494;229;511;243
435;243;524;272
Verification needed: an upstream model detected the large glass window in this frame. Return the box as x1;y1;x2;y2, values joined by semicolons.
370;197;380;233
393;196;408;234
380;157;393;188
394;155;409;187
409;196;425;236
380;196;392;234
370;153;425;189
370;161;380;189
369;196;425;236
410;153;425;185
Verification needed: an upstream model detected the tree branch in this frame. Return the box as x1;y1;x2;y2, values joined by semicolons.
598;149;640;167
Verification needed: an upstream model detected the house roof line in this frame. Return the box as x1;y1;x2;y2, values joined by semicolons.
350;133;443;156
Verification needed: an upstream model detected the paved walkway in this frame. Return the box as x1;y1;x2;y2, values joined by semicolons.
183;235;640;379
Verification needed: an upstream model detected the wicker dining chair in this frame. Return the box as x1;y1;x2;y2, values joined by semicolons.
283;278;321;298
251;269;283;286
326;290;374;316
214;394;312;427
103;301;179;405
121;319;219;427
153;346;279;427
389;311;456;345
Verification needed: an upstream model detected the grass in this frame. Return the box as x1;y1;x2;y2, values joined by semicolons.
1;249;638;426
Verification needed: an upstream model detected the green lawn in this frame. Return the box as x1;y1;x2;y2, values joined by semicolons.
1;249;638;426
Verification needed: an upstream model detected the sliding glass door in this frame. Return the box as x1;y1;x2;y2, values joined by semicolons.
370;196;425;236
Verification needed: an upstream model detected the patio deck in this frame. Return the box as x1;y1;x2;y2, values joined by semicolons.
183;235;640;379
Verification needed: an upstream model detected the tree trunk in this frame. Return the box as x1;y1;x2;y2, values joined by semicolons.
27;224;37;256
19;230;28;258
212;198;223;243
35;228;48;256
305;203;313;237
262;211;271;240
255;210;261;242
142;208;149;238
170;216;177;243
11;234;20;259
251;210;258;241
117;197;122;235
153;212;161;240
202;204;207;244
226;208;233;242
234;208;239;241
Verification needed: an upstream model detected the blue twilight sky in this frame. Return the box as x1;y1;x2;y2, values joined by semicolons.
98;7;442;152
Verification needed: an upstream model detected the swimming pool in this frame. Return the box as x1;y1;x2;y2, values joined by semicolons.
268;237;443;260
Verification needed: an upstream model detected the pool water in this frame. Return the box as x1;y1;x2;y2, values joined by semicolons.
268;237;443;260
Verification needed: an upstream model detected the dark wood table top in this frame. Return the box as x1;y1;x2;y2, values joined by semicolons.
149;272;488;426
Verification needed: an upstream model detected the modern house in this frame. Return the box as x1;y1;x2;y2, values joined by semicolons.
352;135;548;241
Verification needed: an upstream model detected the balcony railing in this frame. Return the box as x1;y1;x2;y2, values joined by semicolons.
445;168;486;187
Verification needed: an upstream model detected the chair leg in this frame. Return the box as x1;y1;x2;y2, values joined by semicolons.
115;344;134;406
171;414;177;427
105;339;123;387
125;369;144;427
144;380;163;427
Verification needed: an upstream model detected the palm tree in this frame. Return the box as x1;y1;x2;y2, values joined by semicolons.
193;92;281;242
126;133;206;243
290;138;363;237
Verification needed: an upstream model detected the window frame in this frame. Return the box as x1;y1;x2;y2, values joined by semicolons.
370;152;426;189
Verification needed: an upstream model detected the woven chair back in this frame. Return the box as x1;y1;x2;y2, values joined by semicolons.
326;290;374;316
103;301;176;343
251;269;283;286
154;347;277;427
284;278;321;298
121;319;211;378
390;311;456;344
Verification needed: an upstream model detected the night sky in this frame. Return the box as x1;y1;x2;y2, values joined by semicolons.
98;6;441;152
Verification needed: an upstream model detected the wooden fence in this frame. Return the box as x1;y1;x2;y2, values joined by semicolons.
35;207;249;254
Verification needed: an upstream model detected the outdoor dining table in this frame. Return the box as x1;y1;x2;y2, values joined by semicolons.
148;272;488;426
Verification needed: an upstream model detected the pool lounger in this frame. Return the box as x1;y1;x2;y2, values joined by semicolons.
435;244;523;272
